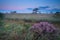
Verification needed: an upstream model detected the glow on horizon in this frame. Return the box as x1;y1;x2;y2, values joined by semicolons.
0;0;60;13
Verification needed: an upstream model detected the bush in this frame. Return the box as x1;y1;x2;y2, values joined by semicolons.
26;22;60;40
0;12;4;26
0;12;4;20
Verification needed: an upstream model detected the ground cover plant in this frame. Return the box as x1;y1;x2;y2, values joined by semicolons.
0;20;60;40
26;22;60;40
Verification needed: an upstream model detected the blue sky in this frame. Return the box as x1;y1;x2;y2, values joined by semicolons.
0;0;60;13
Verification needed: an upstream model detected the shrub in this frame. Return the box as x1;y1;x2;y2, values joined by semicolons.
0;12;4;20
27;22;60;40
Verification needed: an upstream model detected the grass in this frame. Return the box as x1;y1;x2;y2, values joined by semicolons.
0;20;60;40
0;21;31;40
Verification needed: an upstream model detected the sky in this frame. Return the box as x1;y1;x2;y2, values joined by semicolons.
0;0;60;13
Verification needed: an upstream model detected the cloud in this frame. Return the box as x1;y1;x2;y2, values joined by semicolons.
27;6;50;10
27;8;33;10
0;5;25;10
51;8;60;11
47;8;60;11
38;6;50;10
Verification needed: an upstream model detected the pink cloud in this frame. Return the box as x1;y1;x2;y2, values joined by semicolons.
0;5;38;10
0;5;25;10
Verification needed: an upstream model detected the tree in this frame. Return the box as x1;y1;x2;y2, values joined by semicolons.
0;12;4;26
55;12;60;15
0;12;4;20
11;11;16;13
54;12;60;18
0;13;6;40
32;8;39;14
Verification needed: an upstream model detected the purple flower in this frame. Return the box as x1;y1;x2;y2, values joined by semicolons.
30;22;56;34
29;22;60;40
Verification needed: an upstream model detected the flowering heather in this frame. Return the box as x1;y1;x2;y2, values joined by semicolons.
29;22;60;40
30;22;56;34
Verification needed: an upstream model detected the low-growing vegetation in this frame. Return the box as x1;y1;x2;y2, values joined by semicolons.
0;20;60;40
0;12;60;40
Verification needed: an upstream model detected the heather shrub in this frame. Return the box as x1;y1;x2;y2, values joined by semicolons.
26;22;60;40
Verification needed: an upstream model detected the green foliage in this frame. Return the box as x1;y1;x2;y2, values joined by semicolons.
0;13;6;40
0;12;4;20
0;23;31;40
0;12;4;26
0;21;60;40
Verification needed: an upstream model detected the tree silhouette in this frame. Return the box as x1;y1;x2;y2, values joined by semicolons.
53;12;60;22
0;12;4;26
54;12;60;18
55;12;60;15
11;11;16;13
0;12;4;20
33;8;39;14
